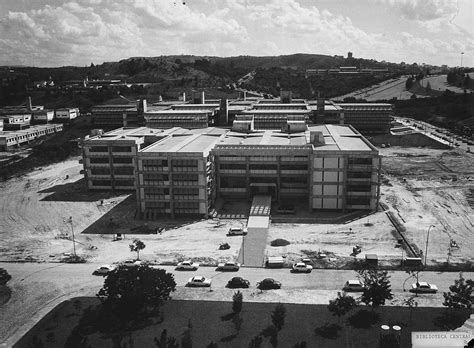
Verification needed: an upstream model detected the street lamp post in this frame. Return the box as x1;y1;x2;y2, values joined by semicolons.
424;225;435;268
461;52;464;68
65;216;77;256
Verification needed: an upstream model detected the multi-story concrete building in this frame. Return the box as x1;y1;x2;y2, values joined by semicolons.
81;122;381;218
333;103;393;134
136;127;226;218
81;127;171;190
213;123;380;211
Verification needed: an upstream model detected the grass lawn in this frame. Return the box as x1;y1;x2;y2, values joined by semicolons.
16;297;472;348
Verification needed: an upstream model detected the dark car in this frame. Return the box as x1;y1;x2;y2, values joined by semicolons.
226;276;250;288
257;278;281;290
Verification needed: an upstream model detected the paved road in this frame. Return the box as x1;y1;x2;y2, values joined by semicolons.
1;262;473;346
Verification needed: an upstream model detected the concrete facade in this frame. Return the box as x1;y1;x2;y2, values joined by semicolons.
81;124;381;218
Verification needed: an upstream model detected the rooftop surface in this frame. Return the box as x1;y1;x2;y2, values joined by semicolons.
141;127;225;154
217;124;375;152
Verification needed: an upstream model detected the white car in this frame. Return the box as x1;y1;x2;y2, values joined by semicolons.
291;262;312;273
121;259;142;267
176;260;199;271
227;226;248;236
186;276;212;287
411;281;438;293
343;280;365;292
93;264;116;275
217;261;240;271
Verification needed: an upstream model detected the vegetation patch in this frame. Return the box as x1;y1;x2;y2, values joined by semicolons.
270;238;290;247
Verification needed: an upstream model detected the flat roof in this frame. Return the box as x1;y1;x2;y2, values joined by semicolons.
141;127;225;154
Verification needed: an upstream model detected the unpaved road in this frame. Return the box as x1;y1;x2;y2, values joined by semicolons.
1;262;472;346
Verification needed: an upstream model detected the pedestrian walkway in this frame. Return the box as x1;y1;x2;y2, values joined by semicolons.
237;195;271;267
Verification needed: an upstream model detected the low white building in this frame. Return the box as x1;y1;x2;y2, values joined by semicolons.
55;108;79;121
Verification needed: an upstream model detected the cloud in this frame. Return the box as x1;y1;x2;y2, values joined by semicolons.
0;0;471;67
374;0;459;21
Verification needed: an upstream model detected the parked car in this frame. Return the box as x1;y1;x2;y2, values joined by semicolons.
121;259;142;267
411;282;438;293
291;262;313;273
343;280;365;292
227;226;248;236
276;204;295;214
92;264;116;276
176;260;199;271
217;261;240;271
257;278;281;290
226;276;250;288
186;276;212;287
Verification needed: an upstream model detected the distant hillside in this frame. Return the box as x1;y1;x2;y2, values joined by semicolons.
1;54;427;107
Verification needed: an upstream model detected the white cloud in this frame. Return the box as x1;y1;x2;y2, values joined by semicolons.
0;0;471;67
374;0;459;21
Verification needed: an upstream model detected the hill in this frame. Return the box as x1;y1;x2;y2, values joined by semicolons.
1;53;424;108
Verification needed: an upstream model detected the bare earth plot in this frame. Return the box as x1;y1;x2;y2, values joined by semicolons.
380;147;474;266
1;148;472;269
0;157;243;265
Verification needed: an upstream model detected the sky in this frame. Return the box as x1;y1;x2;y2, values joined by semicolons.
0;0;472;67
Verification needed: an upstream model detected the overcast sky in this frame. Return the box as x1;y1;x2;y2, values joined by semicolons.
0;0;472;67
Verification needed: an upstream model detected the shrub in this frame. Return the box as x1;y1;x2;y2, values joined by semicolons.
270;239;290;247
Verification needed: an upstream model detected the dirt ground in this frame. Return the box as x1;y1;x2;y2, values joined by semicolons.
0;147;473;269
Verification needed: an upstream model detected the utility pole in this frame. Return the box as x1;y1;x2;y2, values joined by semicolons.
424;225;435;268
461;52;464;68
65;216;77;256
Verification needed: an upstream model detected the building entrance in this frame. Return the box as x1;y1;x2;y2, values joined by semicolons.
249;183;277;201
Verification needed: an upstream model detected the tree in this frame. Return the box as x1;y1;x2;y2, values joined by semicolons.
0;268;12;286
129;239;146;260
232;291;243;314
97;265;176;321
181;319;193;348
443;273;473;309
356;269;394;310
328;292;357;323
403;296;418;325
271;303;286;331
405;77;414;90
155;329;179;348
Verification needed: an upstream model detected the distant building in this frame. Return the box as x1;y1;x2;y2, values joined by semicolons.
333;103;393;135
55;108;79;121
347;52;353;59
0;124;63;151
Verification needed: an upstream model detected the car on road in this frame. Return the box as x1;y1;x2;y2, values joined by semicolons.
216;261;240;271
227;226;248;236
226;277;250;288
343;280;365;292
411;281;438;293
92;264;116;276
257;278;281;290
291;262;313;273
186;276;212;287
176;260;199;271
121;259;142;267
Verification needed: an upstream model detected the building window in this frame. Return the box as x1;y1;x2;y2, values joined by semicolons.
114;167;134;175
113;157;133;164
89;146;108;152
348;158;372;165
90;168;110;175
89;157;110;164
115;180;134;187
112;146;132;152
91;180;111;186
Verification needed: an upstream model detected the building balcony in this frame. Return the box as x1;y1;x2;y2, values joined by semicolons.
172;181;199;187
280;170;308;175
219;188;246;192
249;169;277;174
347;164;374;171
218;156;246;161
219;169;246;174
346;191;373;196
